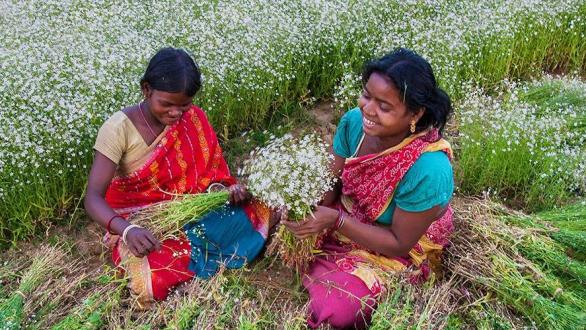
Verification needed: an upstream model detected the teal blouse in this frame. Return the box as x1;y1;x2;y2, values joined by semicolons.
333;108;454;224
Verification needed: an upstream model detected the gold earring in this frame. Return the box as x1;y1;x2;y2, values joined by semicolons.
410;120;416;133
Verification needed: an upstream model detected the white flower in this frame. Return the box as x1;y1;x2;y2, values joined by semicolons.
242;133;335;218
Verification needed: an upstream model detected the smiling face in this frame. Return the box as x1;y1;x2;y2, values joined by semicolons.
358;72;422;140
142;83;193;126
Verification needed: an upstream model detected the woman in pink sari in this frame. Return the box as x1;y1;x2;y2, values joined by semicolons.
283;48;454;328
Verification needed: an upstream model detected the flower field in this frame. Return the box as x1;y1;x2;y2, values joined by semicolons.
0;0;585;328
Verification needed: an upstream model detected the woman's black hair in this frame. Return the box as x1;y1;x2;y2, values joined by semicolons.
362;48;452;134
141;47;202;97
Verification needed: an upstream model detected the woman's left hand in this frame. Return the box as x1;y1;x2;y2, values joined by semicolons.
282;205;339;239
228;184;251;205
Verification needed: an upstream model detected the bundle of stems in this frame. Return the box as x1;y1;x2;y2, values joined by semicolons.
243;134;336;273
502;208;586;276
266;204;319;273
130;191;229;240
0;246;65;330
448;199;586;329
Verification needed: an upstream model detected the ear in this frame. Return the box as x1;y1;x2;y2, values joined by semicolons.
141;82;152;99
412;107;425;123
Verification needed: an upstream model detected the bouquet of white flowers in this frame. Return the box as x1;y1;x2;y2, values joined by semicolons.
242;133;336;271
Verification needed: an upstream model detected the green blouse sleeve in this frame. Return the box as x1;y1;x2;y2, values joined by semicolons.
333;108;363;158
393;151;454;212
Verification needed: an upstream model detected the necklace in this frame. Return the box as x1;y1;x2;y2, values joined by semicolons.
138;102;159;138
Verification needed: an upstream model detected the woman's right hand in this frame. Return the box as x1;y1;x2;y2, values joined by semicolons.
125;227;161;258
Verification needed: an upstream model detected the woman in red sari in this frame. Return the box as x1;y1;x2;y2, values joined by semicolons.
283;48;454;328
84;48;269;308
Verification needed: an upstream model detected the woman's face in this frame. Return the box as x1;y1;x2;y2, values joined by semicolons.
143;84;193;126
358;72;419;139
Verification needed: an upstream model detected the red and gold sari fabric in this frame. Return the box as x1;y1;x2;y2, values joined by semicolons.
105;105;236;215
103;106;268;308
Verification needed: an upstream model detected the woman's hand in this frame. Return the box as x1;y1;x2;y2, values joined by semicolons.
125;227;161;258
282;205;339;239
228;184;251;205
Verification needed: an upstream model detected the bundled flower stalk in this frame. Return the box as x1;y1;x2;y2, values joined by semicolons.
129;191;230;240
242;133;336;271
0;246;65;330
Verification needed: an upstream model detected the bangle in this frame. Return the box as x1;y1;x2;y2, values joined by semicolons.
122;224;141;246
106;214;121;235
335;210;346;230
207;182;227;192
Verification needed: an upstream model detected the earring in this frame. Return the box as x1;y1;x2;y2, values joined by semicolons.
410;120;416;133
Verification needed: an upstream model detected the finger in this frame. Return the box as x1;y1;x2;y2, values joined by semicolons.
128;243;140;257
141;230;156;253
294;232;312;240
237;189;247;201
131;242;145;258
281;221;295;230
295;220;310;228
282;222;300;234
230;185;240;194
297;229;319;238
140;235;156;254
282;220;299;228
134;241;148;256
133;235;150;255
232;191;243;204
144;231;161;250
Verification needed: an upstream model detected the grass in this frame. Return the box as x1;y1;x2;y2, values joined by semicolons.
455;75;586;211
0;246;68;330
0;198;584;329
445;199;586;329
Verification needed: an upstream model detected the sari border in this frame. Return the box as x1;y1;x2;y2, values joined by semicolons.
345;130;430;165
374;140;453;220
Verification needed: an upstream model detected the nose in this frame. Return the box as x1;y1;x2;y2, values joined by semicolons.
170;107;183;117
360;97;375;116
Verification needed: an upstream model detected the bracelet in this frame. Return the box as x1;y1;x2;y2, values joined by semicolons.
335;209;346;230
122;224;142;246
207;182;227;192
106;214;121;235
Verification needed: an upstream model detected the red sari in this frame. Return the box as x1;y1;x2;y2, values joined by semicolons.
304;129;454;328
104;106;269;307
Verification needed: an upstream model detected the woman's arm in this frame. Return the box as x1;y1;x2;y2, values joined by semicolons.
282;204;444;257
320;150;345;206
338;206;443;256
84;152;160;257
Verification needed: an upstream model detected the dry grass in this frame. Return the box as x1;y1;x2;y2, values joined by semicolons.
1;197;585;329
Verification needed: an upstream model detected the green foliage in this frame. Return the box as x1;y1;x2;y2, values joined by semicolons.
0;295;24;330
455;77;586;211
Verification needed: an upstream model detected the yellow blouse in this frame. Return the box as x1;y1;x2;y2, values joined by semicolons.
93;111;166;176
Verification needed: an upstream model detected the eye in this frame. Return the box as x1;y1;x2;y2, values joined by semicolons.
361;90;371;99
380;104;392;112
